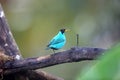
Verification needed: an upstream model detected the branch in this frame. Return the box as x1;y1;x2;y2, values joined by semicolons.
0;4;22;59
4;47;106;74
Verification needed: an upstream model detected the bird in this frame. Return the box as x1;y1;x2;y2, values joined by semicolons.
46;29;68;53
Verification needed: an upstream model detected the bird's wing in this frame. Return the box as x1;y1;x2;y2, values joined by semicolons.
47;37;65;47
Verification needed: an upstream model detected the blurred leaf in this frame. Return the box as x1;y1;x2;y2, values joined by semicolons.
77;43;120;80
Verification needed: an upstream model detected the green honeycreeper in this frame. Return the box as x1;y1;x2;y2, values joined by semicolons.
46;29;68;53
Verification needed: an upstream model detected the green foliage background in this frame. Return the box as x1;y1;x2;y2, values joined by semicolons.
77;44;120;80
1;0;120;80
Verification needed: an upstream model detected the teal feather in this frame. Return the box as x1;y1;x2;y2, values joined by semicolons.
46;29;66;51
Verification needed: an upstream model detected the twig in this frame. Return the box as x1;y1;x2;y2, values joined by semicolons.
76;34;79;47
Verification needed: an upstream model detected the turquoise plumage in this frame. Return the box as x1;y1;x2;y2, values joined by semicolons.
46;29;67;53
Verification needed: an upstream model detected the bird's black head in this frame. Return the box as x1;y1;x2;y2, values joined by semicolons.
60;29;66;34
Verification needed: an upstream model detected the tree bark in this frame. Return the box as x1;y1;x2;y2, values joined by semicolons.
0;4;22;58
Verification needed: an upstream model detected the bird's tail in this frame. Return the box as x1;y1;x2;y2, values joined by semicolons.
45;44;50;50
